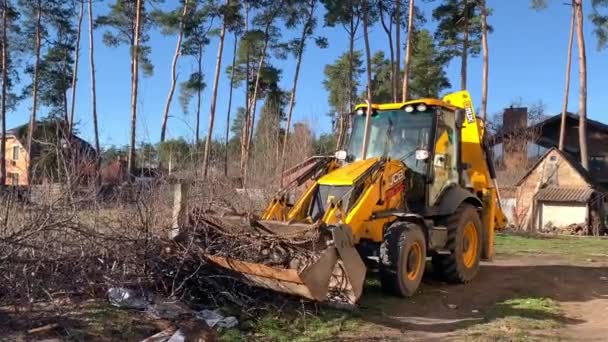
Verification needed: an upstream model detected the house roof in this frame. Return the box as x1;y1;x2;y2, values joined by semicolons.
490;112;608;147
514;147;599;189
535;112;608;133
535;187;594;203
2;121;96;156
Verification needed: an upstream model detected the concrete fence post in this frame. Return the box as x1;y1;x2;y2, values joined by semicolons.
171;181;189;239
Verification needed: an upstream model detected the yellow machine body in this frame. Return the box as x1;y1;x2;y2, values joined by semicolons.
205;90;507;304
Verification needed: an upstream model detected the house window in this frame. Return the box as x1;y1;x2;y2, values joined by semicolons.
8;172;19;185
590;156;606;173
12;145;19;161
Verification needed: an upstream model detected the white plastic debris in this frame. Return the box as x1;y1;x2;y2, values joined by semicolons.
195;309;238;329
107;288;149;310
166;329;186;342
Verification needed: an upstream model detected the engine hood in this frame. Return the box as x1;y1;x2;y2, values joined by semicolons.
317;158;380;186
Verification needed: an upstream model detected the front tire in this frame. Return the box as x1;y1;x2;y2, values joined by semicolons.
380;222;426;297
432;204;482;283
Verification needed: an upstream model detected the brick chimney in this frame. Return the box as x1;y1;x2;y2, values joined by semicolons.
503;106;528;169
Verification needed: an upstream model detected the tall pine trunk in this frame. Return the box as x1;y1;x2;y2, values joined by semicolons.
336;14;356;150
460;1;469;90
361;0;373;159
395;0;401;101
575;0;588;169
195;45;202;147
69;0;84;135
379;3;395;102
242;7;280;186
160;0;189;143
0;0;7;188
128;0;143;177
480;0;488;120
559;2;575;151
402;0;414;101
88;0;100;176
224;32;237;177
280;0;316;185
26;0;42;185
202;1;227;178
240;0;249;184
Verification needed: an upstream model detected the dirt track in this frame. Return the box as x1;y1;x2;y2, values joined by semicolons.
2;238;607;341
345;254;608;341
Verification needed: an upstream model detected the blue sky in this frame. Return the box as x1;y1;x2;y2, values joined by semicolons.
6;0;608;149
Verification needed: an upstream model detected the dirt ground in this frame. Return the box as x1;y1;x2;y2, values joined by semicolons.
346;254;608;341
2;235;607;341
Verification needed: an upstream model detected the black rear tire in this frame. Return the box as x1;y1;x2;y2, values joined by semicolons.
380;222;426;297
432;204;482;283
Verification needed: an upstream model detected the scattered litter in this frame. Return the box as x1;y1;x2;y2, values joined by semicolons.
167;329;186;342
446;303;458;310
108;288;149;310
587;258;596;263
147;301;192;320
600;276;607;281
471;309;479;314
141;327;177;342
195;309;238;329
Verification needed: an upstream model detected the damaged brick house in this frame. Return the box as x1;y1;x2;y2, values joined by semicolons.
512;148;605;235
1;120;96;187
491;107;608;235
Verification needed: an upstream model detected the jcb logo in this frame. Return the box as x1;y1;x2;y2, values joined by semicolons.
464;101;475;123
390;170;405;186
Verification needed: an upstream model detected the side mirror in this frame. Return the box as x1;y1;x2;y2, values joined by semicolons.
335;150;348;161
415;149;429;161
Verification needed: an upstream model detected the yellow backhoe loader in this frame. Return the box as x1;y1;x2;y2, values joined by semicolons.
204;90;507;304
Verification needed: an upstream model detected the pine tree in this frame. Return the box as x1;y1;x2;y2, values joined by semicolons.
96;0;159;175
279;0;322;184
433;0;488;90
154;0;194;144
408;29;451;98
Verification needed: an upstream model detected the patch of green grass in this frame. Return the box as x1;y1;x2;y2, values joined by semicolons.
495;233;608;261
220;309;362;342
465;297;563;342
64;304;160;341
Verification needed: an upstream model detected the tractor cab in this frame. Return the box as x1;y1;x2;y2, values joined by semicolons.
344;100;460;208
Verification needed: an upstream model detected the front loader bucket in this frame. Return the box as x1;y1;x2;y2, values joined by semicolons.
202;217;366;304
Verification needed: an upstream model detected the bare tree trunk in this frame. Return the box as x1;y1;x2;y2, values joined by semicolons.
0;0;8;188
26;0;42;185
280;0;316;185
69;1;84;135
242;10;280;186
395;0;401;102
202;1;227;178
128;0;143;177
160;0;189;143
88;0;100;177
362;0;373;159
559;2;575;151
224;32;237;177
195;44;202;147
240;1;249;185
402;0;414;101
480;0;488;120
460;1;469;90
378;2;395;102
575;0;588;169
347;16;355;112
